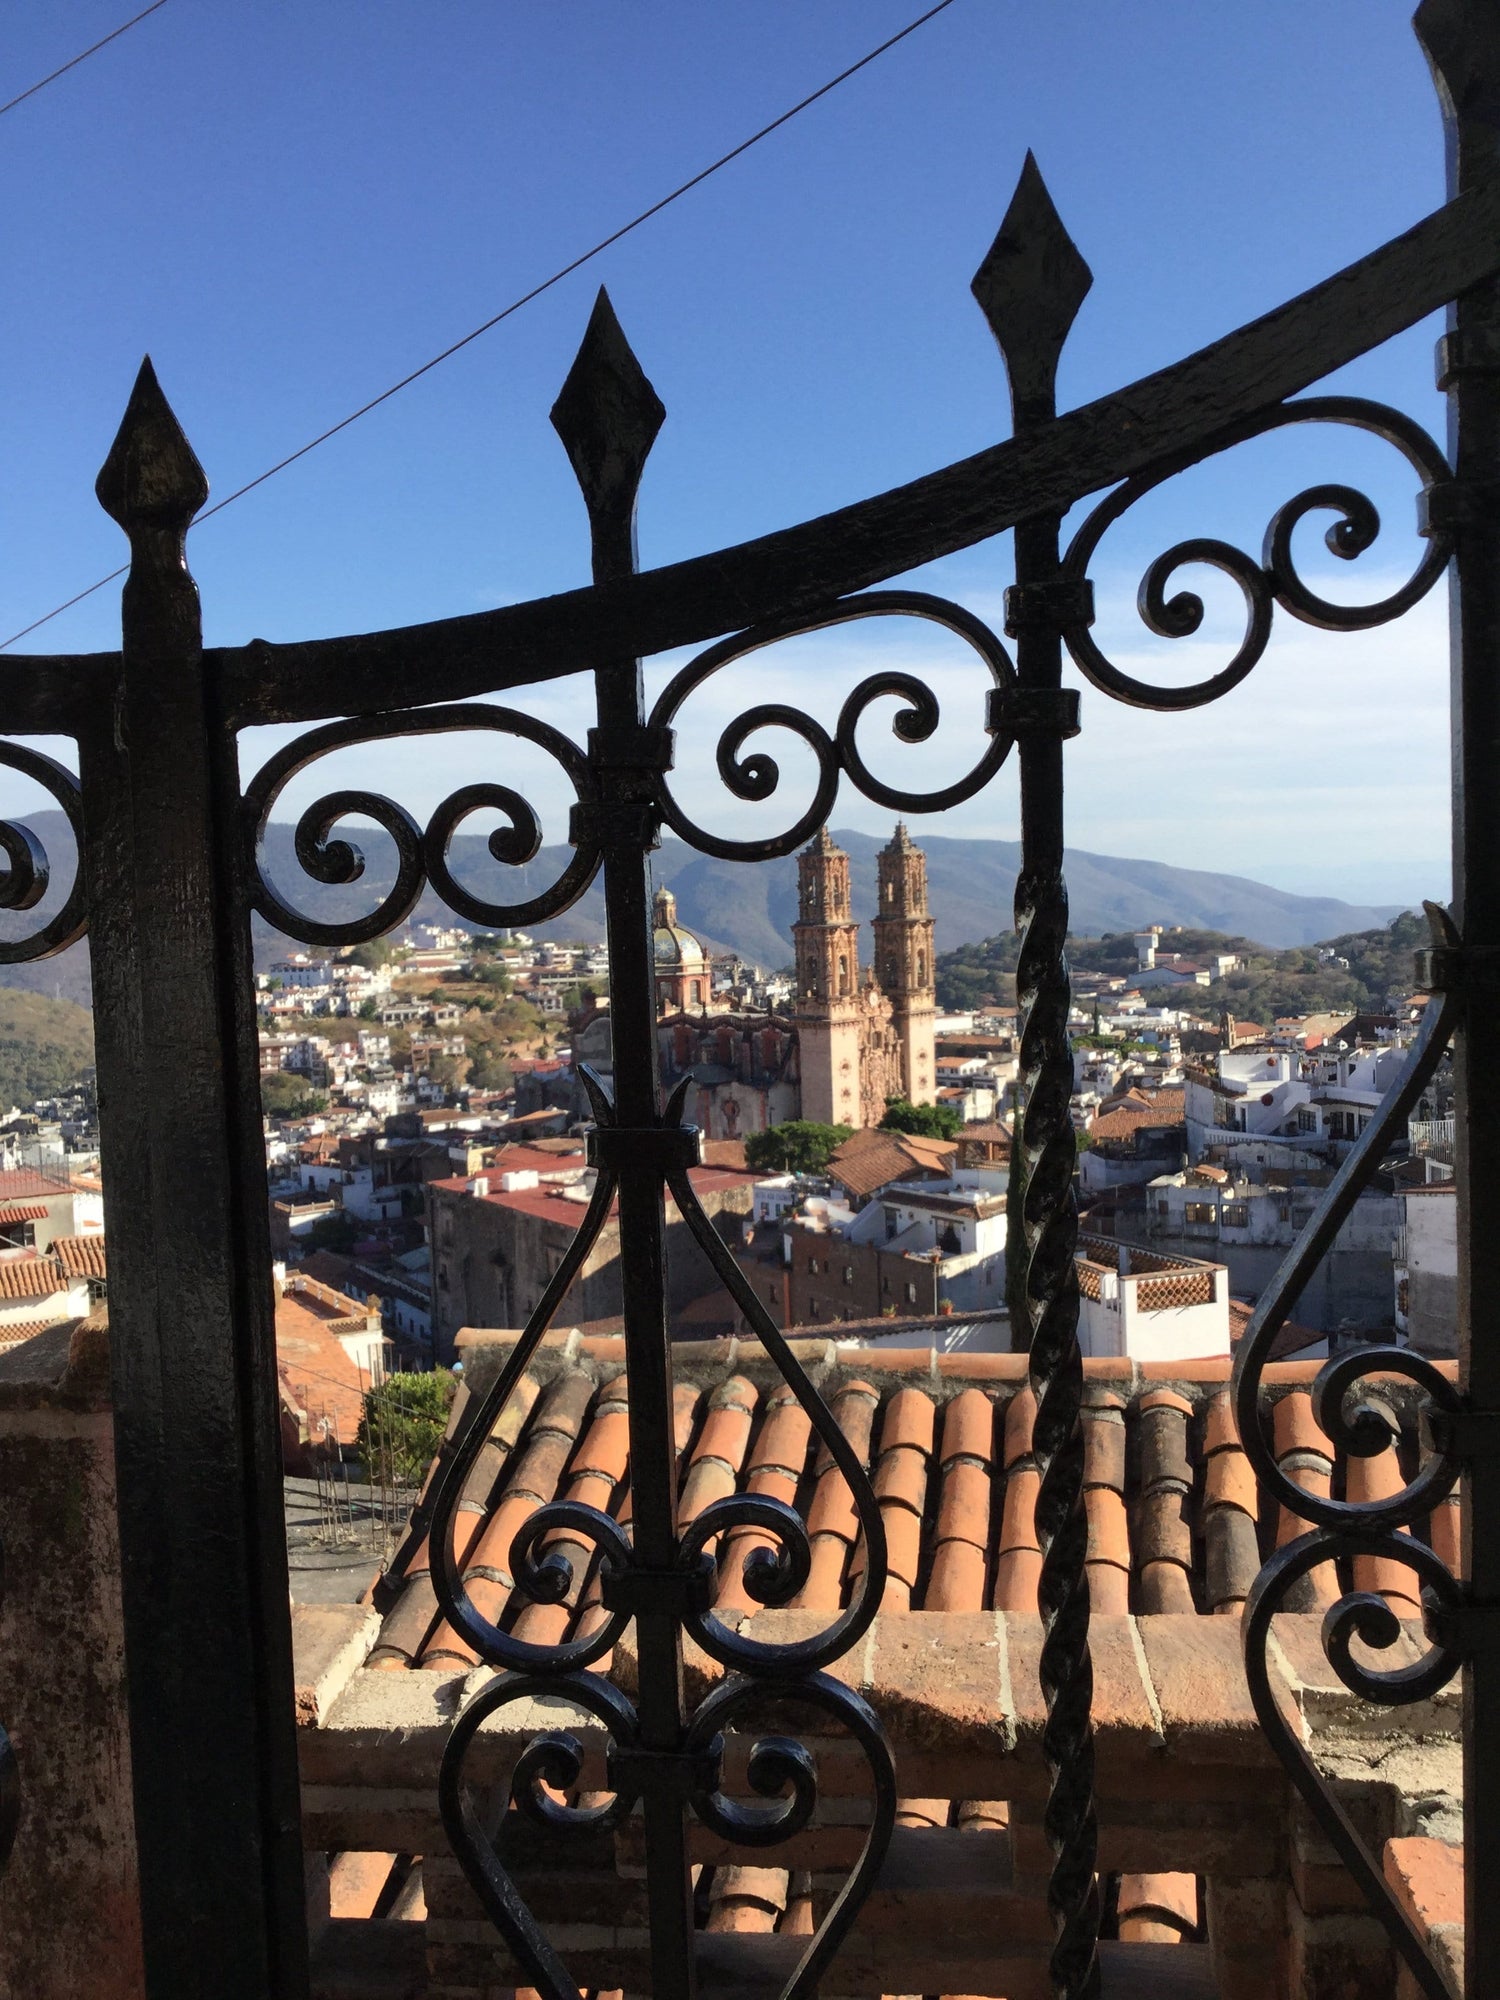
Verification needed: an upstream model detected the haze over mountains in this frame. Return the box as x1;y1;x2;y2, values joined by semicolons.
0;813;1408;1008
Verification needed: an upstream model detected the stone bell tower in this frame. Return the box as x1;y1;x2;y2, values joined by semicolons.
792;828;864;1127
871;823;937;1105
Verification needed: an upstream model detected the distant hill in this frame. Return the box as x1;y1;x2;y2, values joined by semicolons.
0;812;1408;1005
0;989;94;1105
938;913;1429;1018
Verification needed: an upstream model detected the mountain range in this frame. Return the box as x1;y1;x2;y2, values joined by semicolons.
0;812;1408;1006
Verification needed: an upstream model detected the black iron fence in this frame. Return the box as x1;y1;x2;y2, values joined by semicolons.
1;5;1497;1996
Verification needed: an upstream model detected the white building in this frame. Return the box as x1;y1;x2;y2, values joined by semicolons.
1394;1182;1456;1357
1183;1042;1407;1162
1075;1234;1229;1364
267;955;334;991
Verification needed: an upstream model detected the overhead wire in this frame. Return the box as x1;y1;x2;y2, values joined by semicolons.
1;0;960;651
0;1;170;122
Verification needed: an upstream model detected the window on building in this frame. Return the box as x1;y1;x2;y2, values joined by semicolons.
1222;1203;1249;1228
844;1265;854;1286
807;1254;817;1274
881;1276;891;1293
1291;1208;1314;1230
1278;1203;1291;1223
1296;1108;1316;1133
1156;1201;1169;1219
809;1298;819;1318
1184;1202;1215;1224
837;954;849;996
905;1281;918;1304
917;951;926;986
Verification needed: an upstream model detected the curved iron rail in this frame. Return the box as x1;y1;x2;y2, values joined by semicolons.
2;14;1494;1991
210;151;1482;2000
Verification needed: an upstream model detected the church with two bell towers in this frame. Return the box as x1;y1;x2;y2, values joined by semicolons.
791;823;937;1129
575;822;939;1146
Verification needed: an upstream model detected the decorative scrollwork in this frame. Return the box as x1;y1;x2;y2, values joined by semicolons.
1059;396;1453;709
241;703;600;946
677;1493;811;1615
646;589;1017;860
684;1671;896;2000
662;1155;888;1674
429;1069;628;1676
1231;931;1462;1524
439;1667;644;2000
1243;1532;1463;2000
0;745;86;962
1232;904;1464;2000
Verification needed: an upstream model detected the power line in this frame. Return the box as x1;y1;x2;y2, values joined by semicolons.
1;0;959;652
0;1;170;122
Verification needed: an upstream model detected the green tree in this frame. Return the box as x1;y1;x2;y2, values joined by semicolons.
357;997;379;1021
357;1371;456;1488
475;961;512;993
744;1121;853;1175
346;938;395;970
881;1097;962;1140
260;1070;329;1119
303;1210;358;1253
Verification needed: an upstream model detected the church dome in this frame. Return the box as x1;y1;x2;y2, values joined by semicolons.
652;887;706;971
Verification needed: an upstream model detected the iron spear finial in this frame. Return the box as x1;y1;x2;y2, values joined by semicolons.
971;151;1093;427
95;356;208;546
1415;0;1500;181
551;288;665;582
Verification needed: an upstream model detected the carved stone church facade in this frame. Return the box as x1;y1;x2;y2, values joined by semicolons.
791;824;936;1129
569;826;937;1142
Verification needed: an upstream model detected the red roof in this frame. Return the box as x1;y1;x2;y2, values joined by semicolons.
0;1170;72;1200
369;1330;1455;1954
275;1276;379;1447
0;1255;71;1300
53;1235;106;1281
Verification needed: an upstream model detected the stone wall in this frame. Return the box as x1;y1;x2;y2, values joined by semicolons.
0;1316;143;2000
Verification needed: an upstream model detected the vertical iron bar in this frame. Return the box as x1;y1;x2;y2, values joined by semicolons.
88;360;308;1998
553;292;697;2000
973;160;1099;1999
1416;7;1500;1992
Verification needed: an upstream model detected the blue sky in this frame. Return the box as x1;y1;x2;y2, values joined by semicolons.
1;3;1455;912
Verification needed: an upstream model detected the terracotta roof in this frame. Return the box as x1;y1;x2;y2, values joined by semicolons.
275;1275;380;1447
1227;1297;1323;1361
0;1255;71;1300
0;1203;49;1224
370;1331;1453;1955
827;1128;957;1200
0;1169;73;1198
53;1235;107;1281
1088;1090;1185;1143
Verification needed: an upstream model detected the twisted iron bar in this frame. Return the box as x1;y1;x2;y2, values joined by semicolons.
1058;396;1453;711
646;588;1017;860
1015;867;1098;1994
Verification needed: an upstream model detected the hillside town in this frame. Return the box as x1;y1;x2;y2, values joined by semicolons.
0;828;1453;1473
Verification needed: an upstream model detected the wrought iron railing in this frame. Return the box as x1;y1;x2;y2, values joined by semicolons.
0;4;1496;1997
